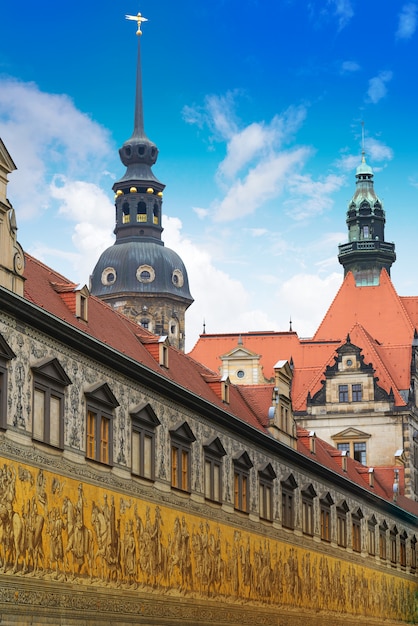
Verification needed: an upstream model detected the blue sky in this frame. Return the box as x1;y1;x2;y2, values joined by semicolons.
1;1;418;350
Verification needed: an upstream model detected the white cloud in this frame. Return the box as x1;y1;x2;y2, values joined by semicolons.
366;71;393;104
336;137;393;171
366;138;394;162
162;216;277;350
284;173;345;221
396;3;418;40
329;0;355;30
341;61;360;73
213;147;311;222
49;177;114;277
193;207;209;219
0;78;114;220
278;272;342;338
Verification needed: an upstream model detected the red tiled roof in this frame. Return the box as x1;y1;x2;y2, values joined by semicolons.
23;254;264;433
190;270;415;411
22;253;418;514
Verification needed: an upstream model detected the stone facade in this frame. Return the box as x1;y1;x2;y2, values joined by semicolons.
0;295;416;624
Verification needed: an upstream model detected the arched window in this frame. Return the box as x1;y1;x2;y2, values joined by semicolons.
153;202;159;225
137;201;147;222
122;202;130;224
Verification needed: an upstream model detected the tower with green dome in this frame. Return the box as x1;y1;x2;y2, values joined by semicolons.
338;153;396;286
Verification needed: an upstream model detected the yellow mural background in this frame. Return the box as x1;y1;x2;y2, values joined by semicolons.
0;457;416;624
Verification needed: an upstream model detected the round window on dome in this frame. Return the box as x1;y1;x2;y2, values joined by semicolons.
136;265;155;283
101;267;117;286
172;269;184;288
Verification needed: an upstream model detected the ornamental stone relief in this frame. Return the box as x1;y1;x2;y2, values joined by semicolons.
0;453;414;625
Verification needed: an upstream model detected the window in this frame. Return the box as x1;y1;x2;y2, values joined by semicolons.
353;442;367;465
336;501;349;548
352;508;363;553
258;463;276;522
400;532;407;568
338;384;348;402
203;437;226;503
85;383;119;465
0;335;16;429
170;422;196;493
131;403;160;481
352;383;362;402
233;452;253;513
281;474;297;530
301;484;316;536
336;439;368;466
320;493;333;542
379;522;388;560
390;526;398;566
411;536;417;573
32;358;71;448
368;516;377;556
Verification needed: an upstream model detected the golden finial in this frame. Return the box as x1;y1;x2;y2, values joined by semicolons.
125;12;148;36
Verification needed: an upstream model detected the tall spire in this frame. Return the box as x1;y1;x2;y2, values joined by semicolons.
113;13;163;242
90;11;193;351
338;131;396;285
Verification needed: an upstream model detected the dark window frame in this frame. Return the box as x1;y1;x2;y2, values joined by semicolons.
233;452;253;513
281;474;297;530
0;333;15;429
379;522;388;560
338;384;348;402
320;493;333;542
32;358;71;450
85;383;119;467
352;508;363;553
352;383;362;402
258;463;276;522
203;437;226;503
170;422;196;494
301;484;317;537
336;501;349;548
368;516;377;556
390;526;398;566
130;403;160;481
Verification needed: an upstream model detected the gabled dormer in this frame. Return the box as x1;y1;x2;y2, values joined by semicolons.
51;282;90;322
268;360;296;449
308;336;391;412
141;335;170;368
220;337;264;384
201;371;231;403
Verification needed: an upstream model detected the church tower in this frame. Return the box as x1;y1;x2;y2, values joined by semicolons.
90;14;193;351
338;152;396;286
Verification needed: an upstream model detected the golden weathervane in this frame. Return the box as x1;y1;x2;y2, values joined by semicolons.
125;12;148;36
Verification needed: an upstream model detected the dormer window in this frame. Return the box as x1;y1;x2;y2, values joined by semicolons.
221;376;230;403
76;286;89;322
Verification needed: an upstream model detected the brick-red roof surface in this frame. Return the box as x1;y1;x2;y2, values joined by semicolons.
22;254;418;514
189;270;416;411
23;254;264;432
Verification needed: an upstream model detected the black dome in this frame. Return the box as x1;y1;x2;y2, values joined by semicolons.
90;240;193;302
